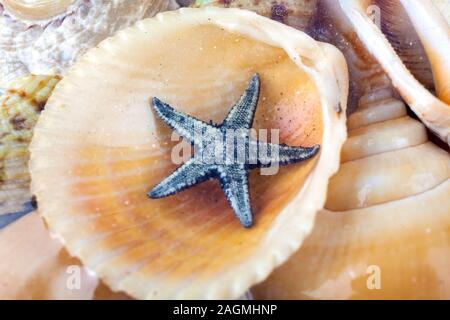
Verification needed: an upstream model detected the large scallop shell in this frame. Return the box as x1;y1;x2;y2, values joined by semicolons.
0;0;177;88
30;8;348;299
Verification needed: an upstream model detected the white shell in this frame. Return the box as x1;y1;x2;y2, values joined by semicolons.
0;0;177;88
252;0;450;299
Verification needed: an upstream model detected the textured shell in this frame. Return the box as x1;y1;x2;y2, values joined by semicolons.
337;0;450;145
0;75;126;299
194;0;318;31
0;74;60;217
0;0;76;21
30;8;348;299
0;0;177;88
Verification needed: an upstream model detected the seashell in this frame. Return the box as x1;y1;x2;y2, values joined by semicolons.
0;74;128;299
30;8;348;299
253;81;450;299
336;0;450;145
195;1;450;130
0;74;60;217
193;0;319;31
0;0;177;88
0;211;129;299
252;1;450;300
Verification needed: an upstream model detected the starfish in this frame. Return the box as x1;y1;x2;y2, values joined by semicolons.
148;74;320;228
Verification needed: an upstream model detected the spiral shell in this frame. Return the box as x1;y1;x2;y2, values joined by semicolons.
338;0;450;145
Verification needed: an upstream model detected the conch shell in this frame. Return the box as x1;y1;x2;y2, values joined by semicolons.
0;0;177;88
30;8;348;299
0;0;76;21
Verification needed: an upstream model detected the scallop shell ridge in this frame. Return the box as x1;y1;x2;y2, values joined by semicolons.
30;8;348;299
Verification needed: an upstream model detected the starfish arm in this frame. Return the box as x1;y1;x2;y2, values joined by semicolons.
255;140;320;167
152;97;216;143
218;166;253;228
148;158;214;199
222;74;260;130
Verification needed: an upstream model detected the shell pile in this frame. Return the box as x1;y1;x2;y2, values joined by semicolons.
29;8;348;299
0;0;448;301
0;0;177;88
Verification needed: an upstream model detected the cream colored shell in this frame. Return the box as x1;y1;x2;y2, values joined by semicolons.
0;0;76;21
338;0;450;145
30;8;348;299
254;75;450;299
0;0;177;88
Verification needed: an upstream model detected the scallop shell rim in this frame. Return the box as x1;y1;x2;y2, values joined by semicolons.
29;7;349;299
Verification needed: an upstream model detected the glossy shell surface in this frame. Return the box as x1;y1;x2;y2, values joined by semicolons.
30;8;348;299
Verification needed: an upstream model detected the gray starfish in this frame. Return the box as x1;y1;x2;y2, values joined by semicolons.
148;74;320;228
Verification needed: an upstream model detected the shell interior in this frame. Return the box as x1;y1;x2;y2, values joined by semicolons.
30;8;348;299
